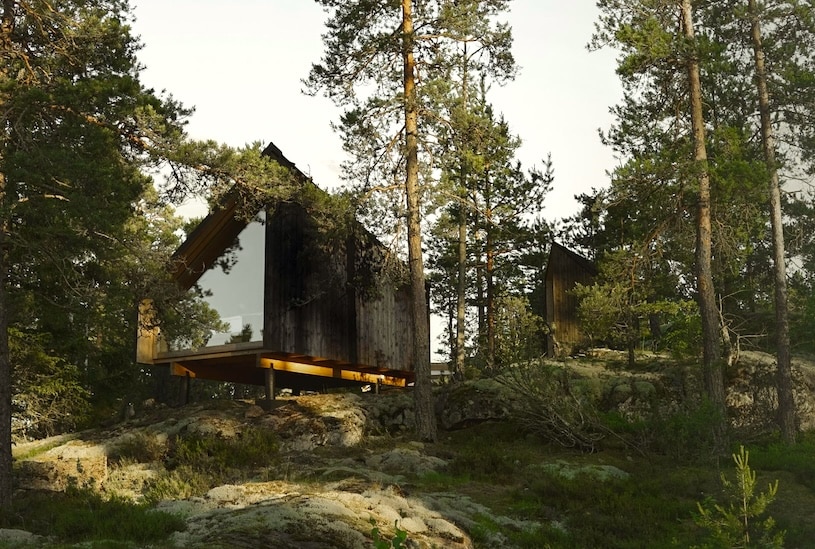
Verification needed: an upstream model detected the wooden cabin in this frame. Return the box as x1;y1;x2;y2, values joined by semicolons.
137;142;418;398
544;242;597;357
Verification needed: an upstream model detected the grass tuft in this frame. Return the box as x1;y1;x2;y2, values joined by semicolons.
143;426;280;503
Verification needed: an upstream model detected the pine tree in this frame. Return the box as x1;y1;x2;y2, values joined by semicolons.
593;0;728;447
746;0;795;444
681;0;728;449
696;0;815;443
304;0;435;441
0;0;189;507
430;0;515;375
431;85;549;371
305;0;515;440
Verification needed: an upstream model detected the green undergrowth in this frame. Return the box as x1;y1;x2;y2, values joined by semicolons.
419;421;815;548
748;432;815;491
9;385;815;548
514;463;712;547
5;427;282;546
142;426;281;503
11;436;76;462
0;484;185;545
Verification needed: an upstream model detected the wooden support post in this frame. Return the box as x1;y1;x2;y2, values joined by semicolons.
178;371;190;406
264;367;275;402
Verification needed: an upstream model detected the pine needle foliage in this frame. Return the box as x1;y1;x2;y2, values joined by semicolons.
695;445;785;548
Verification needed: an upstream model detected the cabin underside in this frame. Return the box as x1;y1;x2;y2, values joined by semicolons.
149;341;414;395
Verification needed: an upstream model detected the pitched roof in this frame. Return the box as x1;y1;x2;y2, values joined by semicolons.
547;241;598;276
169;142;309;289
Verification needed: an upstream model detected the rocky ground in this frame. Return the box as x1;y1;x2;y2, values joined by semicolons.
9;390;532;548
6;350;815;548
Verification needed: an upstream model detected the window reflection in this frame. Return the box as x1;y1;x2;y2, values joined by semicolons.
195;212;265;347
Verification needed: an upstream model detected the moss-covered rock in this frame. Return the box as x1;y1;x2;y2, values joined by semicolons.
436;379;515;430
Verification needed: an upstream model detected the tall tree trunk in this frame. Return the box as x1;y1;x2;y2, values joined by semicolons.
453;42;469;380
455;205;466;377
0;176;10;510
447;300;454;365
681;0;727;448
0;0;14;510
485;221;495;369
476;257;485;339
484;173;495;369
748;0;796;444
402;0;436;442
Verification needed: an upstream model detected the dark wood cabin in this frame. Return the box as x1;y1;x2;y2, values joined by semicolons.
137;142;418;398
544;242;597;357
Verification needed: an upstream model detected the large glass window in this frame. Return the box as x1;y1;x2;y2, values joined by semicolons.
196;213;265;346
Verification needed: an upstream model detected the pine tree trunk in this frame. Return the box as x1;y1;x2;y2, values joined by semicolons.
454;43;469;380
0;0;14;510
0;184;11;510
402;0;436;442
455;207;466;377
476;259;485;340
447;304;454;365
748;0;796;444
484;175;495;369
681;0;728;448
485;225;496;369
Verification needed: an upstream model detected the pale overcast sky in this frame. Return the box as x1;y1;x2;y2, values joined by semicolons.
130;0;622;223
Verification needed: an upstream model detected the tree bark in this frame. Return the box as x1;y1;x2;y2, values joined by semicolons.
0;176;10;510
0;0;15;510
485;219;496;369
454;42;469;380
681;0;728;448
483;173;495;369
476;257;485;339
748;0;796;444
402;0;436;442
455;205;466;377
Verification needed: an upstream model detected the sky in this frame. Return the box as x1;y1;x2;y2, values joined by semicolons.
130;0;623;222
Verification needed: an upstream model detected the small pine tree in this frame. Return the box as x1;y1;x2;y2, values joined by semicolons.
695;445;784;548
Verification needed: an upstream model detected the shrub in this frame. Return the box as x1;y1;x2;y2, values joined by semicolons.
11;329;92;439
498;361;608;452
661;309;702;359
447;442;515;481
520;467;703;546
143;466;211;505
748;433;815;491
109;430;166;464
639;400;723;461
144;426;280;503
166;426;279;474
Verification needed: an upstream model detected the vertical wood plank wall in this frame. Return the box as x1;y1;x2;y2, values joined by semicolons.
264;202;415;371
545;244;596;356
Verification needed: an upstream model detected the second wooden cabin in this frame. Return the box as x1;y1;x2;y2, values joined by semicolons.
544;242;597;357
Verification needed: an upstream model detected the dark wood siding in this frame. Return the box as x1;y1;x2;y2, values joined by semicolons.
355;283;414;370
545;243;597;356
264;202;350;359
263;202;414;370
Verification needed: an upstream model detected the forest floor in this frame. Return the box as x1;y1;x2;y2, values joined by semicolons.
5;352;815;548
